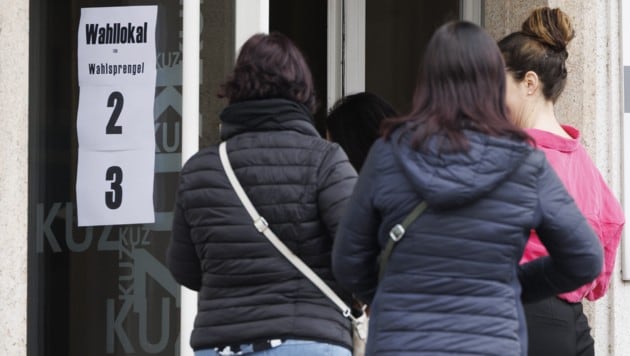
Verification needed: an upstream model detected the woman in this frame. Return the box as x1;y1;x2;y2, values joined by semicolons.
332;21;603;356
167;32;357;356
499;7;625;356
327;92;397;171
326;92;397;356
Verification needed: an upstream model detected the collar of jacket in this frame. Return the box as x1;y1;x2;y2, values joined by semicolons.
219;98;320;140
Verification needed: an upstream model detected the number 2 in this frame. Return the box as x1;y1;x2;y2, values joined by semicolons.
106;91;123;134
105;166;123;209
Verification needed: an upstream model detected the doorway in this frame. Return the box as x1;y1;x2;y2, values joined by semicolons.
365;0;460;114
267;0;465;122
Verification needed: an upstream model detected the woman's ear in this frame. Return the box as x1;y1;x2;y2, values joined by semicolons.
523;71;540;96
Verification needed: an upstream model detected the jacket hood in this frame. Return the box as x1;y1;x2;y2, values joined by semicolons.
220;98;320;140
391;129;533;209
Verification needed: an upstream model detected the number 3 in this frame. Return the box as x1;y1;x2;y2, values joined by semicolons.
105;166;123;209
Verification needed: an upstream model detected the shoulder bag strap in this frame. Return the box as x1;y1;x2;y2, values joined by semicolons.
378;201;428;281
218;142;357;322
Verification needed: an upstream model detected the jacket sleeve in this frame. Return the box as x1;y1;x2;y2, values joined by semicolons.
167;184;202;291
317;144;358;239
520;157;603;302
332;144;382;304
585;221;624;300
582;174;625;300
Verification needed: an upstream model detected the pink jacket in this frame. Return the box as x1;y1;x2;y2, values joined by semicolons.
521;125;624;302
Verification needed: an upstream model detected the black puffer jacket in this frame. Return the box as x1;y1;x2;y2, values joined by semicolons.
167;99;357;350
332;129;603;356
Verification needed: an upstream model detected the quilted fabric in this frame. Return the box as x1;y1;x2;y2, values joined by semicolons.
168;99;357;351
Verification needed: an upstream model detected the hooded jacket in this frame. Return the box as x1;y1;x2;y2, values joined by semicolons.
332;129;603;356
167;98;357;351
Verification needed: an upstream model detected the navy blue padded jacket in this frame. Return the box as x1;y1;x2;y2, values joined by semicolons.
332;129;603;356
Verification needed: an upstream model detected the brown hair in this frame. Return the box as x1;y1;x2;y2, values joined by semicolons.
498;7;575;103
327;92;397;171
382;21;529;152
218;32;317;113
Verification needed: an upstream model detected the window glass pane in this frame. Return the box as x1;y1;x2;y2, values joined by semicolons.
28;1;193;355
365;0;459;114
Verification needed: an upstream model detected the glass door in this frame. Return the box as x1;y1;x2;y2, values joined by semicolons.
268;1;480;126
29;1;185;355
334;0;481;114
365;0;460;113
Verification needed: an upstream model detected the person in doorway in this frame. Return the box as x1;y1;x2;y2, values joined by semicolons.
325;91;397;356
326;92;397;172
331;20;603;356
499;7;625;356
167;32;357;356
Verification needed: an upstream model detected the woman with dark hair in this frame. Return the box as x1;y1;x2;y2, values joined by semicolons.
326;92;397;356
499;7;624;356
327;92;397;171
167;32;357;356
332;21;603;356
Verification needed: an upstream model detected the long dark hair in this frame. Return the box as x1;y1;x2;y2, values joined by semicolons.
382;21;529;152
498;7;574;103
218;32;317;113
327;92;397;171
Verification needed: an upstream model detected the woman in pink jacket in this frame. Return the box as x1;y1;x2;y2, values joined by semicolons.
499;7;625;356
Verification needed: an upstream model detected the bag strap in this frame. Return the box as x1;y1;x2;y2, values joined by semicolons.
378;201;428;281
218;142;357;322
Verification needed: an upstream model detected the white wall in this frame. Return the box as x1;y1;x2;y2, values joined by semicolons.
0;0;29;355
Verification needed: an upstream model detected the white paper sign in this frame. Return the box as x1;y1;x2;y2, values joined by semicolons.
77;6;157;86
77;86;156;150
76;149;155;226
76;6;157;226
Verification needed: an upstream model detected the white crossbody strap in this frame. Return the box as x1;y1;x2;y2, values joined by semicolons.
219;142;355;321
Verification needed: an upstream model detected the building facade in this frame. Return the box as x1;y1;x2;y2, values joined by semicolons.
1;0;628;355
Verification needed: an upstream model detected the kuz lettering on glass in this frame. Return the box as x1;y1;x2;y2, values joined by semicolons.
106;91;123;209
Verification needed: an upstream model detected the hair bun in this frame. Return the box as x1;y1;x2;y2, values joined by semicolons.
521;7;574;52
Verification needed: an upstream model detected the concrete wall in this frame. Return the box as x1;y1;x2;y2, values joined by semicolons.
486;1;629;355
0;0;29;355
